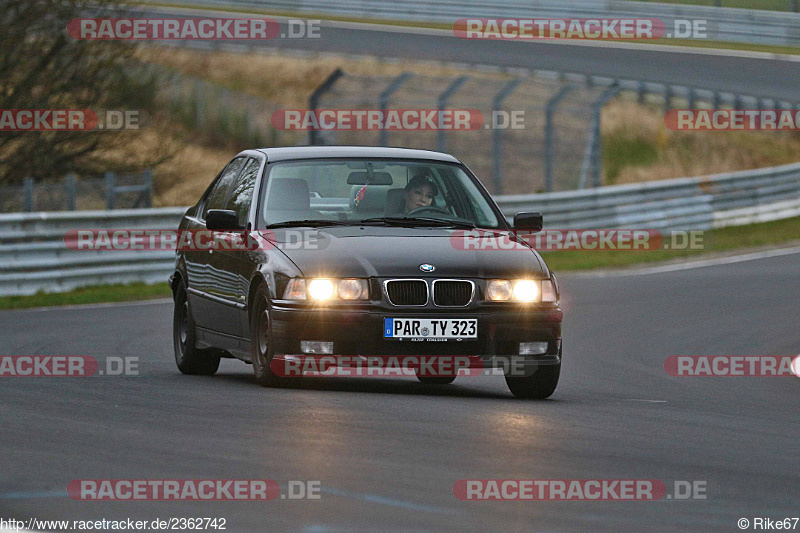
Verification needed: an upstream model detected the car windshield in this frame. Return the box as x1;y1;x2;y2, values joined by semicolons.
258;159;502;229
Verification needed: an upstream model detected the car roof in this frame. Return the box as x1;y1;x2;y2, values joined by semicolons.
252;146;462;163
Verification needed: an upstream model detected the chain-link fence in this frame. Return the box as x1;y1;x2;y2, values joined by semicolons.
0;172;152;213
147;63;304;149
309;71;607;194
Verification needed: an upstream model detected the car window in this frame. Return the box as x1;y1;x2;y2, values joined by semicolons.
203;157;245;219
259;159;503;228
225;158;260;227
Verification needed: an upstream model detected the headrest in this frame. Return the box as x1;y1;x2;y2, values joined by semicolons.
266;179;311;211
350;185;388;211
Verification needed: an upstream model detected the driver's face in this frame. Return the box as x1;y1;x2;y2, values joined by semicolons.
404;184;435;212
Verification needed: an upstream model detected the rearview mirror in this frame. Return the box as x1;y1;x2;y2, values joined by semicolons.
206;209;242;231
513;212;543;232
347;171;393;185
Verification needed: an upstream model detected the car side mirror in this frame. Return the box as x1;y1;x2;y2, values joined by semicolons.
513;212;543;232
206;209;242;231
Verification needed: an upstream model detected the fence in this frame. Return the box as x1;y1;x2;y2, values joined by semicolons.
305;69;799;195
1;162;798;296
0;171;153;214
159;0;800;46
307;69;605;194
150;63;297;149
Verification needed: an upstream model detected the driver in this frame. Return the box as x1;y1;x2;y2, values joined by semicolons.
404;175;439;213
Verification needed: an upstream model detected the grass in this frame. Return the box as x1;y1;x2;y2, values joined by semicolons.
0;282;172;310
604;133;659;184
0;217;798;308
540;215;800;271
600;99;800;185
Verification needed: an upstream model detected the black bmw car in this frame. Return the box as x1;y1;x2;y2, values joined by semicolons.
170;146;563;399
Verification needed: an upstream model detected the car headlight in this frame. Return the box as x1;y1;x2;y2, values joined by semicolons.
512;280;539;302
308;279;335;300
337;279;364;300
486;279;558;303
486;280;513;301
283;278;369;301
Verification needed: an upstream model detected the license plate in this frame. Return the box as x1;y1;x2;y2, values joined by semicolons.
384;318;477;340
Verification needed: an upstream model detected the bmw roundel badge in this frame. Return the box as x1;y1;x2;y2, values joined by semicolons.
419;264;436;273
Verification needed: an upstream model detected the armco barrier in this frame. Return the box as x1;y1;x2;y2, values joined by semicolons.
159;0;800;47
0;208;187;297
1;163;799;296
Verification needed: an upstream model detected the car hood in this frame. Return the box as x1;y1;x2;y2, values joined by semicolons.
268;226;548;279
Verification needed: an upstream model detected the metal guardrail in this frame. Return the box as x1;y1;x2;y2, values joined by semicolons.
161;0;800;46
1;164;799;296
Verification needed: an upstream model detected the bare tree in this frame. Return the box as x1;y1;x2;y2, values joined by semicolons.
0;0;161;184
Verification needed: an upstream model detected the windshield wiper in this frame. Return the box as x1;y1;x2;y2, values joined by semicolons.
360;217;477;229
266;219;353;229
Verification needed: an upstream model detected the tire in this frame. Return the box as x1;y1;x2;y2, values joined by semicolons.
173;280;221;376
416;373;456;385
250;285;290;387
505;364;560;399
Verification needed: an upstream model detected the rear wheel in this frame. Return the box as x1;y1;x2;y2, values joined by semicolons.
505;364;560;399
250;285;290;387
173;280;220;375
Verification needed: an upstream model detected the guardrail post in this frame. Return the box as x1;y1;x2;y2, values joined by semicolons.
663;85;672;112
65;174;76;211
491;78;522;195
687;87;696;110
105;172;116;210
544;85;574;192
712;91;720;110
308;68;344;145
23;178;34;213
637;81;646;104
143;169;153;208
378;72;413;147
436;76;469;153
579;84;619;189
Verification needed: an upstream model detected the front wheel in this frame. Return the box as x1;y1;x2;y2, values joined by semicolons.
250;285;291;387
505;364;560;399
173;280;220;375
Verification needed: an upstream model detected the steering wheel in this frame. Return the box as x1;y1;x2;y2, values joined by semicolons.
405;206;452;217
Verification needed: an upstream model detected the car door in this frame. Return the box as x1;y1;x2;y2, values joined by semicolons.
189;156;246;333
204;156;262;340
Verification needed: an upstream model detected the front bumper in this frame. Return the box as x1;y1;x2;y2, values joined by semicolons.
269;301;563;374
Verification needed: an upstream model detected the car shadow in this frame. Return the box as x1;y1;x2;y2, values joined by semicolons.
212;370;520;400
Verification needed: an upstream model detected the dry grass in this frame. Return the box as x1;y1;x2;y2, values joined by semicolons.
132;45;800;203
602;98;800;184
135;46;488;107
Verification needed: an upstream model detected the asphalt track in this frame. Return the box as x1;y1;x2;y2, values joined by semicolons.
139;6;800;103
1;250;798;531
